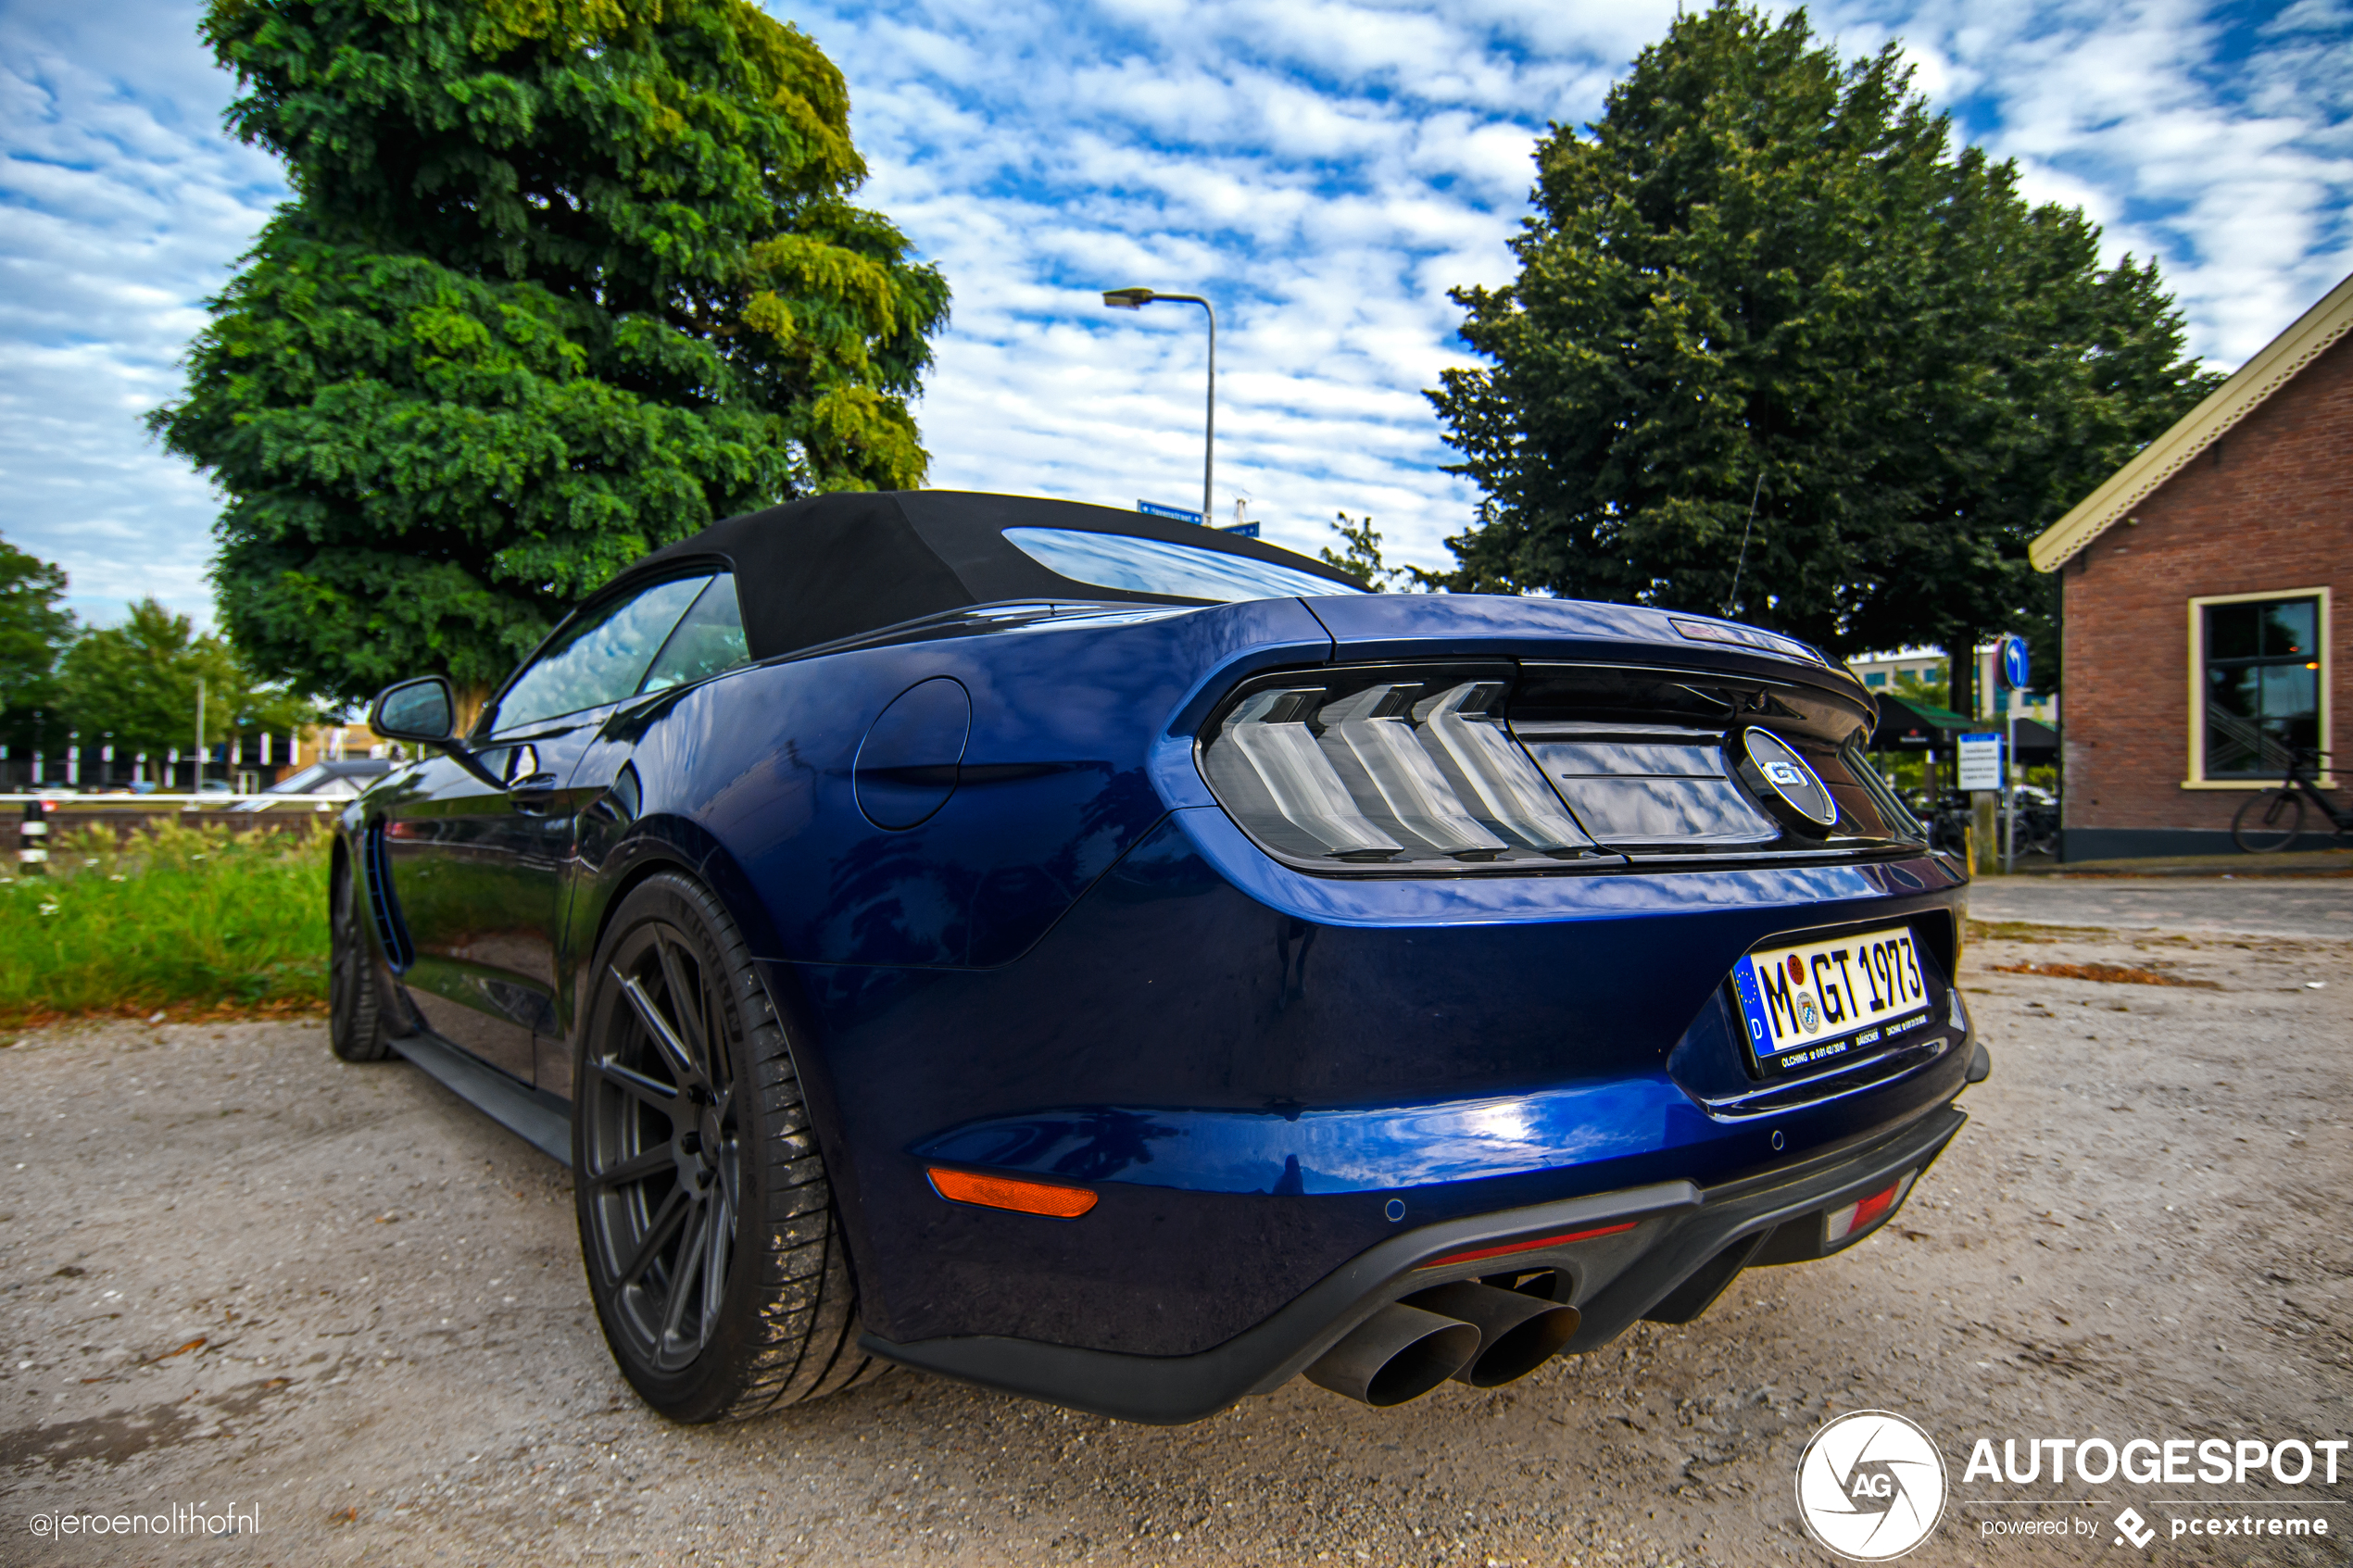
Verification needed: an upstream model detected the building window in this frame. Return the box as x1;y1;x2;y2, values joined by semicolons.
2189;589;2330;784
1864;671;1887;687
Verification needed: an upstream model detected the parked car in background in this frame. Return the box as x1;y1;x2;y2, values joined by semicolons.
231;759;395;810
332;491;1983;1427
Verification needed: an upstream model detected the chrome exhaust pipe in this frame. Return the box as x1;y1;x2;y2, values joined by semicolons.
1304;1303;1480;1407
1405;1281;1581;1387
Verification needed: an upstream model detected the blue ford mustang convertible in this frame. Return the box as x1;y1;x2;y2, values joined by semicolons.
334;490;1982;1424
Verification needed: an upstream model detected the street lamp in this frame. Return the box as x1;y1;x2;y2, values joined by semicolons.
1102;286;1215;526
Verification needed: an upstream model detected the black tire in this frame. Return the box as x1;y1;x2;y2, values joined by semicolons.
328;855;393;1062
573;872;885;1423
2232;789;2305;854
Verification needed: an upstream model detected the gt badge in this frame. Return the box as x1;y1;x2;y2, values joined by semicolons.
1734;729;1840;835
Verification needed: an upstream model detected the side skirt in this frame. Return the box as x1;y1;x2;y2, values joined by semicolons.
392;1029;573;1163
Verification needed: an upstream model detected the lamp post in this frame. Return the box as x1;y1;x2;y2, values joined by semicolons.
1101;287;1214;526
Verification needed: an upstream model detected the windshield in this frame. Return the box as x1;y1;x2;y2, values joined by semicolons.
1003;527;1364;604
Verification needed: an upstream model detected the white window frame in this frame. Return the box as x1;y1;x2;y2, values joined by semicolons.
2183;585;2333;788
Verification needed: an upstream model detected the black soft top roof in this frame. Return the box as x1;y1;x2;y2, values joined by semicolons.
623;490;1362;662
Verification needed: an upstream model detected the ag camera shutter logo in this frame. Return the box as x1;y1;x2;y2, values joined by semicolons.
1795;1411;1948;1560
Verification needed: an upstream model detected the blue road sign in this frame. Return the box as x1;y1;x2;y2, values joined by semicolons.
1137;499;1204;525
1217;521;1260;539
2000;635;2031;691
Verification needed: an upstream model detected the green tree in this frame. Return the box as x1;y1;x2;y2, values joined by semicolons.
57;601;321;759
1427;1;2214;712
0;533;75;751
150;0;950;712
1319;510;1396;590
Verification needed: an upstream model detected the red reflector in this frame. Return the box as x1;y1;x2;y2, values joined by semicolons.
1851;1183;1901;1231
1824;1169;1917;1246
927;1166;1098;1219
1416;1222;1637;1271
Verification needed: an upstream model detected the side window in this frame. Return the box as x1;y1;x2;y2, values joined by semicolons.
639;574;750;694
492;576;712;732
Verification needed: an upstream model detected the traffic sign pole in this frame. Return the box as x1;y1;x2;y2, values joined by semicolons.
1996;635;2030;875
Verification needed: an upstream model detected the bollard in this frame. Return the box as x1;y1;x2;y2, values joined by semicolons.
18;799;50;874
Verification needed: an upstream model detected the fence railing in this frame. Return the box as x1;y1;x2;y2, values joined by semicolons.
4;794;346;810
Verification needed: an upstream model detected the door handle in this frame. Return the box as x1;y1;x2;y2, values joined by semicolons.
507;771;561;810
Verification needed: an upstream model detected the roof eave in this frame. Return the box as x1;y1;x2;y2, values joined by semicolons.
2029;270;2353;574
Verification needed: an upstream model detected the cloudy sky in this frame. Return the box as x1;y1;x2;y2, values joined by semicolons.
2;0;2347;631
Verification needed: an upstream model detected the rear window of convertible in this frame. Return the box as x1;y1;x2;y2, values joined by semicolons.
1003;527;1364;604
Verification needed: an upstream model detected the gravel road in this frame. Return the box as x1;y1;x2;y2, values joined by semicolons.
5;918;2349;1566
1969;875;2353;940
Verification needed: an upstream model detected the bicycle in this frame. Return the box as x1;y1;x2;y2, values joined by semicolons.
2231;747;2352;853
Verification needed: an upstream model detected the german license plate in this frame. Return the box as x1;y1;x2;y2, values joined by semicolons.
1731;924;1933;1075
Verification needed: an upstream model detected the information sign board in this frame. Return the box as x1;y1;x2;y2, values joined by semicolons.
1957;733;2004;791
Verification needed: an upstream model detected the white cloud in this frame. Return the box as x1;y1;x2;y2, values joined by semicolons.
0;0;2344;630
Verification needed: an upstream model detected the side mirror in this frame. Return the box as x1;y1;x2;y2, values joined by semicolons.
371;677;456;745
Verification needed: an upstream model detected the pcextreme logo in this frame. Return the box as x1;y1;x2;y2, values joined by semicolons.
1795;1411;1949;1561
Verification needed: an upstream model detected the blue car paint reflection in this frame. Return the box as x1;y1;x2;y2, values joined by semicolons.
916;1074;1713;1196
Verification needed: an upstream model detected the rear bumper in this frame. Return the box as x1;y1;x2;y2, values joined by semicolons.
862;1097;1966;1424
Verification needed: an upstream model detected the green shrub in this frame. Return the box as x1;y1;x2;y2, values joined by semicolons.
0;820;330;1027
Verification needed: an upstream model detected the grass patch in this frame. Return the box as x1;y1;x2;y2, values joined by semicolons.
0;821;331;1029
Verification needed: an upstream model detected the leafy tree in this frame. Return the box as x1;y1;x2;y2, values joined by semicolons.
0;533;74;751
1427;1;2214;714
57;601;321;759
151;0;950;712
1319;511;1397;590
1891;666;1950;714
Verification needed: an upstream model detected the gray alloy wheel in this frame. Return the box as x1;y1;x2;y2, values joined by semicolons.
328;856;393;1062
573;872;885;1422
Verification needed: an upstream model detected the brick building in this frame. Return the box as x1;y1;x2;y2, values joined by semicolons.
2030;270;2351;859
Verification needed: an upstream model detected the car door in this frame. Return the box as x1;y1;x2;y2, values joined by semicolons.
536;573;754;1094
384;573;715;1083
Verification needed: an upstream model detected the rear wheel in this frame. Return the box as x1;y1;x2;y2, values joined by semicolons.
2232;789;2304;853
328;857;392;1062
574;872;884;1423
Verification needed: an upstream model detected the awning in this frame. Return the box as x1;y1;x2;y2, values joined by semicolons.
2010;717;2058;763
1868;695;1974;751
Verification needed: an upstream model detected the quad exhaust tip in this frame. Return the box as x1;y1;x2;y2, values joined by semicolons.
1304;1284;1582;1407
1304;1304;1479;1408
1406;1280;1581;1388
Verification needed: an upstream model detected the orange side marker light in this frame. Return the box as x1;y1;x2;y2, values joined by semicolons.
927;1166;1099;1219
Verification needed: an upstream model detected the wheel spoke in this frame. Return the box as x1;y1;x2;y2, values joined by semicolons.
700;1179;731;1344
616;1185;691;1286
615;969;701;1088
717;1135;742;1219
593;1058;682;1113
662;1201;710;1345
590;1146;673;1189
650;931;711;1078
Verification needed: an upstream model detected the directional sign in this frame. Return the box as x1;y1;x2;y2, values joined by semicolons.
1136;500;1204;525
1217;521;1261;539
1999;634;2031;691
1957;733;2004;791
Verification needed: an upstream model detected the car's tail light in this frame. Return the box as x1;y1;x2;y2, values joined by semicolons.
1200;666;1606;870
1823;1170;1916;1246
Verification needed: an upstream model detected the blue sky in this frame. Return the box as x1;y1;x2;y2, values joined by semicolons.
2;0;2347;632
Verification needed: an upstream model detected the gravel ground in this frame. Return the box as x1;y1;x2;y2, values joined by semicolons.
4;920;2349;1567
1968;875;2353;940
